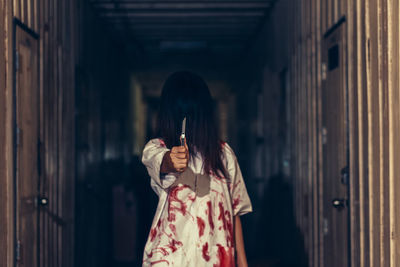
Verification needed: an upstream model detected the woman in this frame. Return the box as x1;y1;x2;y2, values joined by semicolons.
141;71;252;266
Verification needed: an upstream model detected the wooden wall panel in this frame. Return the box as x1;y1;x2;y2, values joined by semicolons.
265;0;400;266
0;0;78;266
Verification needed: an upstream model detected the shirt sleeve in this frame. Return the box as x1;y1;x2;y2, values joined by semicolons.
223;143;253;216
141;138;178;194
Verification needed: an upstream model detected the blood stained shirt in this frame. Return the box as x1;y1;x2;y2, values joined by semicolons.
141;138;252;267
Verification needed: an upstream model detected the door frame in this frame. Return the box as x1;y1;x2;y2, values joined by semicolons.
321;16;352;267
12;18;40;267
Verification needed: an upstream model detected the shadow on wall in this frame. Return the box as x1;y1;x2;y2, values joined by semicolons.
248;173;308;267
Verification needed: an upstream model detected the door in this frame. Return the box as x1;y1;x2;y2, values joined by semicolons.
321;19;350;267
14;22;40;267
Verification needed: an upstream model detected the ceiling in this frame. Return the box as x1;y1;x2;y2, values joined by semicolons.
90;0;276;68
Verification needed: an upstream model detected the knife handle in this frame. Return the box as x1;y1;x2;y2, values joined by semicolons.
180;134;185;146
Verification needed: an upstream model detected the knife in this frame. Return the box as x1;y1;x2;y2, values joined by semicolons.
180;117;186;146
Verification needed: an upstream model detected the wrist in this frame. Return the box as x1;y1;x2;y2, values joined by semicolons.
160;151;173;173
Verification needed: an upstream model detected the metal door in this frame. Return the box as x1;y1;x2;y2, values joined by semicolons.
13;21;40;267
321;18;350;267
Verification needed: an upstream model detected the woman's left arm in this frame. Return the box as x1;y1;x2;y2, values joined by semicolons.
234;215;248;267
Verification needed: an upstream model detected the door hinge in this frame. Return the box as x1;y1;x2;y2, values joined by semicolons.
321;62;327;81
341;166;349;185
37;139;42;176
321;127;327;144
15;51;19;72
16;240;22;262
323;218;329;235
16;126;21;146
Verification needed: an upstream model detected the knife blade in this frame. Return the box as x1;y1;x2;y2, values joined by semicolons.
180;117;186;146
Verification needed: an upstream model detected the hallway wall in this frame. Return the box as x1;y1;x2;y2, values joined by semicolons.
261;1;400;266
0;0;78;266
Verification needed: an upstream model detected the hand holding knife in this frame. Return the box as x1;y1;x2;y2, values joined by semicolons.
160;117;189;173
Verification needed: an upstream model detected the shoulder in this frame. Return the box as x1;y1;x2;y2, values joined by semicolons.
142;138;169;160
142;138;170;167
144;138;167;150
220;141;238;163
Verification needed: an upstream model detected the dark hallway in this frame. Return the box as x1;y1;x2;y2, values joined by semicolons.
1;1;400;267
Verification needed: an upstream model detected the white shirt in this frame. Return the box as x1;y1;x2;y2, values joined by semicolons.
141;138;252;267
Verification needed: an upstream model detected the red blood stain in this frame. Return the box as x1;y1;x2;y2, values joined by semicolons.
147;251;153;258
197;217;205;237
232;180;241;193
151;259;169;266
211;170;225;180
158;139;166;147
232;197;240;211
218;202;233;246
202;242;210;262
225;215;233;247
206;201;215;231
167;239;183;253
169;224;177;236
150;228;157;242
168;185;190;222
220;141;226;148
218;202;227;230
150;219;162;242
213;244;234;267
155;247;169;256
188;192;196;201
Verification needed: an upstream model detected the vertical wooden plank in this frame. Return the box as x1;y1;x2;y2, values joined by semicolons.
325;0;330;32
366;0;382;265
295;48;301;231
378;0;391;265
388;0;400;265
293;0;299;229
315;0;324;266
347;0;362;266
7;0;14;264
64;1;76;263
341;0;347;18
58;44;63;267
294;0;300;233
59;2;67;266
51;0;58;265
321;0;327;36
333;0;339;23
22;0;26;24
27;0;31;28
355;0;370;265
38;0;44;264
306;0;314;264
0;0;11;266
33;0;38;32
301;0;307;255
13;0;19;19
310;1;320;266
47;0;53;265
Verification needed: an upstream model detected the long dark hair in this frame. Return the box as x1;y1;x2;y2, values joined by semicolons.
156;71;229;179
